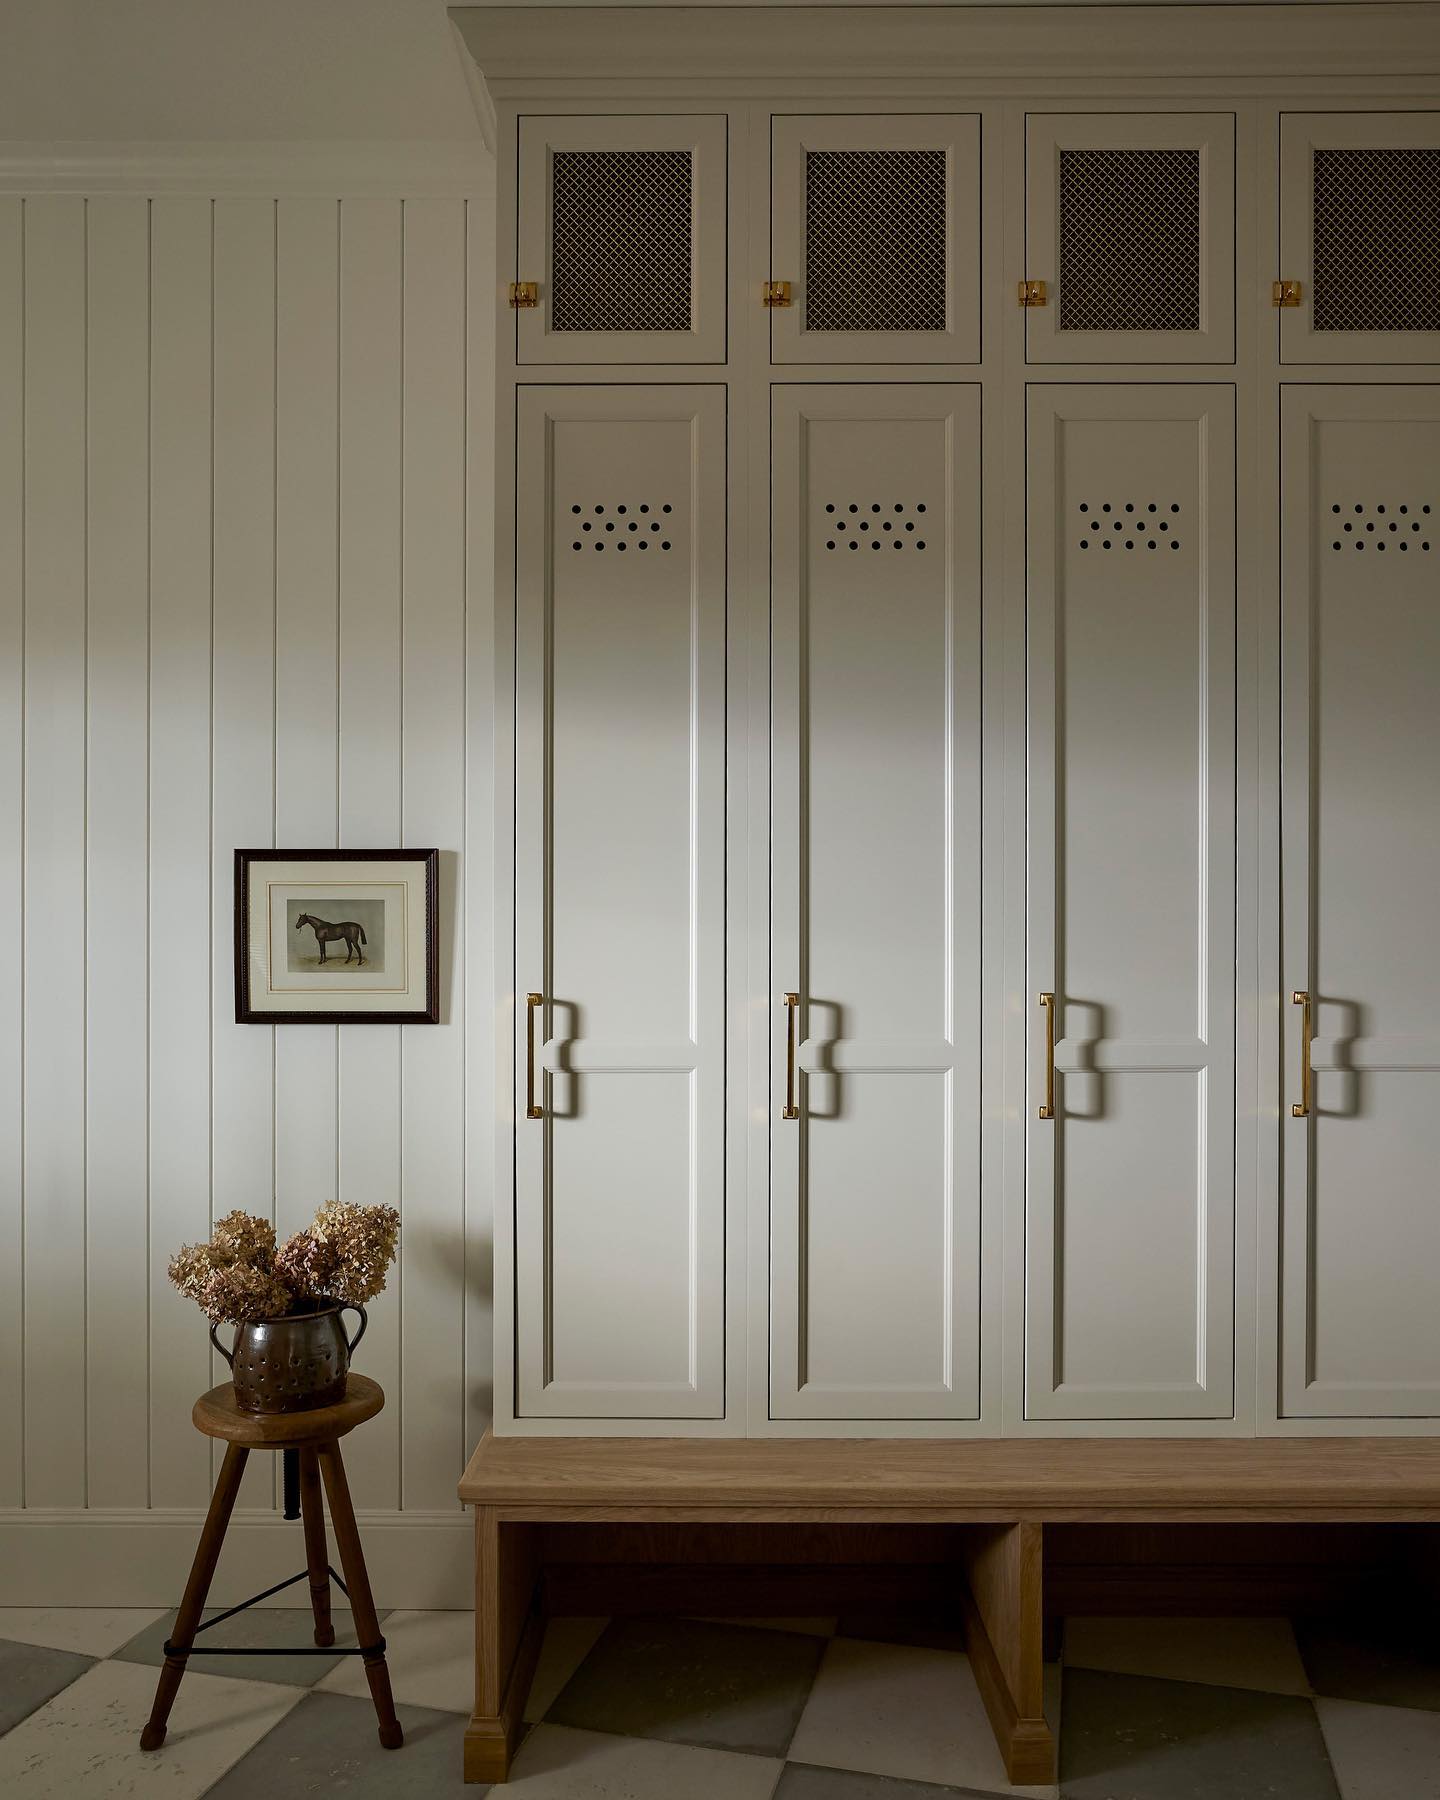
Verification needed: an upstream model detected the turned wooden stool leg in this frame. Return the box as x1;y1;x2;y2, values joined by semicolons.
298;1449;335;1648
141;1443;249;1751
319;1439;403;1750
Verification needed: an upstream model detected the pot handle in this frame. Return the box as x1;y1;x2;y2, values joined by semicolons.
340;1302;368;1356
209;1321;235;1369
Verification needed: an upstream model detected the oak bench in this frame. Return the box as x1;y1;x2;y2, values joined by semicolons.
458;1432;1440;1785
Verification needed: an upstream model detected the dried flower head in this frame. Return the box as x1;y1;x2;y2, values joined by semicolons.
274;1227;340;1298
167;1228;294;1325
308;1199;401;1306
210;1210;277;1269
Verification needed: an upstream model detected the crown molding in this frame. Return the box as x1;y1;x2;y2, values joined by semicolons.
450;3;1440;90
0;141;493;196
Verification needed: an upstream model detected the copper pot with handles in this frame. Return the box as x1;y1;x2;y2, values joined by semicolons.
210;1297;367;1414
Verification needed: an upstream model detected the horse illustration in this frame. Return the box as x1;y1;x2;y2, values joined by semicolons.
295;913;367;966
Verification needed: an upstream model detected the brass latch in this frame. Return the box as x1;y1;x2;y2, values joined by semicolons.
508;281;539;309
762;280;792;309
1018;279;1048;308
1272;280;1302;308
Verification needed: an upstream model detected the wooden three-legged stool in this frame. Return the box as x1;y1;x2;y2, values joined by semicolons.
140;1372;402;1753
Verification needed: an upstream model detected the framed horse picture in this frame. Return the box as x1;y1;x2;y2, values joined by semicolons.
234;848;440;1025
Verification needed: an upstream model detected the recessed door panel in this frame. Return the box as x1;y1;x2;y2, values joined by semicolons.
1026;385;1236;1421
1280;116;1440;365
517;116;727;364
1281;387;1440;1417
770;116;980;364
1026;115;1235;364
515;386;726;1418
771;385;982;1420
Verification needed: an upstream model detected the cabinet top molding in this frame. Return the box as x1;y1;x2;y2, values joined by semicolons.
451;4;1440;90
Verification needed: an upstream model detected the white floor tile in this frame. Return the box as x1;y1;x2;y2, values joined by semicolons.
524;1617;609;1722
507;1722;783;1799
315;1607;472;1713
1064;1615;1311;1696
0;1658;301;1799
787;1635;1056;1799
1317;1696;1440;1800
0;1607;166;1659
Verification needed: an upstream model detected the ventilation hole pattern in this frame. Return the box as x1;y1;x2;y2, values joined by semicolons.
805;150;947;334
822;500;930;551
551;150;692;333
569;501;675;552
1076;500;1182;551
1327;500;1432;551
1313;150;1440;334
1058;149;1202;334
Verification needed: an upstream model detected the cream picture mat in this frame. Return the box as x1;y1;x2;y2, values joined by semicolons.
248;859;429;1014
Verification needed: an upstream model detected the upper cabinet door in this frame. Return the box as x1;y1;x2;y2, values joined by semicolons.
770;115;980;363
516;115;727;364
1025;114;1235;364
1280;114;1440;365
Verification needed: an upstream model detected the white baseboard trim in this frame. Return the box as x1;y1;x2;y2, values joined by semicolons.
0;1509;472;1611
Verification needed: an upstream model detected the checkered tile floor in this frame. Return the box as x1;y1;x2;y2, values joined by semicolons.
1;1605;1438;1797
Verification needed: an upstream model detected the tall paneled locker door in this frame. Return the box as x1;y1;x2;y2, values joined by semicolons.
770;385;983;1422
1280;387;1440;1420
513;386;727;1420
1025;386;1236;1423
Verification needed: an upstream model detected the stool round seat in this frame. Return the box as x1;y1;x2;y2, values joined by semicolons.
192;1373;384;1446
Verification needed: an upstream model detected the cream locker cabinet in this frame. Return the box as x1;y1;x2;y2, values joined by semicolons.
770;386;982;1421
1280;387;1440;1419
513;387;727;1419
515;116;728;364
1025;386;1237;1422
769;116;981;363
1024;115;1235;364
1279;115;1440;364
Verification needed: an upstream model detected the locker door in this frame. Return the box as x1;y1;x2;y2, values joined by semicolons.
1279;115;1440;365
516;115;727;365
1280;387;1440;1419
769;115;980;364
514;387;726;1419
1025;114;1235;365
770;385;982;1421
1026;386;1235;1422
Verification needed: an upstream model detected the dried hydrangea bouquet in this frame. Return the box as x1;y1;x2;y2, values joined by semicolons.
169;1202;400;1414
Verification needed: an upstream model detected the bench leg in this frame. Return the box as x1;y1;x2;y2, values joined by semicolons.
465;1508;541;1784
957;1522;1056;1787
140;1443;249;1751
298;1449;335;1648
318;1440;403;1750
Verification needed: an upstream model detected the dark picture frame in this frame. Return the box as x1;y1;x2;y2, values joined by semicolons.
234;847;440;1025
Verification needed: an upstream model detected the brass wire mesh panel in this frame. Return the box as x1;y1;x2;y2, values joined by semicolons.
804;149;947;333
1058;149;1202;333
1313;149;1440;333
550;149;693;333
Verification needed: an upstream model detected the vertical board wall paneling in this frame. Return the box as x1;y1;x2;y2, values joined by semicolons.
85;197;152;1506
273;198;340;1236
463;184;497;1454
210;197;278;1507
22;197;88;1507
336;197;404;1509
399;199;467;1507
0;199;24;1507
147;198;214;1508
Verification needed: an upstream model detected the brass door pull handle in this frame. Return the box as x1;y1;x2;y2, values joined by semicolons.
1038;991;1056;1120
783;992;800;1120
525;992;544;1119
1291;989;1312;1118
